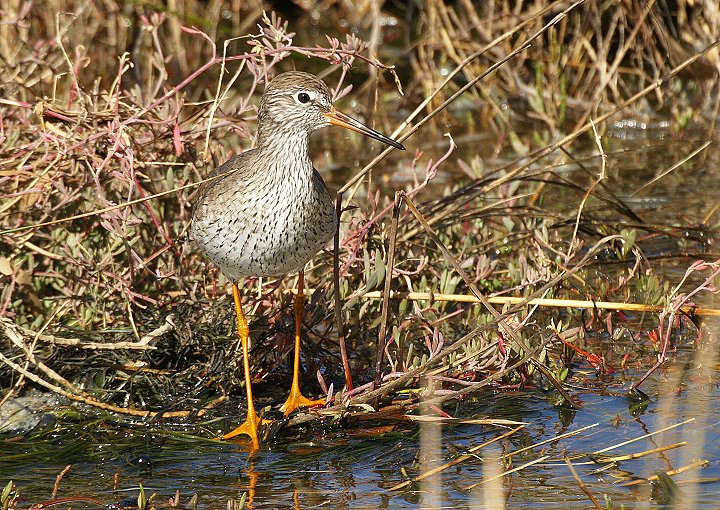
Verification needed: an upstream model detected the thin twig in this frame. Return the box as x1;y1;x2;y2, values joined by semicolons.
333;195;353;391
51;465;72;500
373;191;402;394
619;459;710;487
389;425;525;491
564;455;603;509
358;291;720;317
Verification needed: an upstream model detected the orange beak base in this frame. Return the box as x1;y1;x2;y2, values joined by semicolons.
324;109;405;151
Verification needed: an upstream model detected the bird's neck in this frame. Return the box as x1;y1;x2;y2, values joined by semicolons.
257;122;311;158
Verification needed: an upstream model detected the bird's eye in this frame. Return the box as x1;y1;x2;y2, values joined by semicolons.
297;92;311;104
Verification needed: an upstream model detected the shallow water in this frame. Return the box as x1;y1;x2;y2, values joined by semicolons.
2;351;719;509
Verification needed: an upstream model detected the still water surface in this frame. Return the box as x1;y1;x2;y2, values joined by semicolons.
2;357;719;509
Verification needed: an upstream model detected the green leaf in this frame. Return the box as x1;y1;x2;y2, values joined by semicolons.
363;249;370;282
502;217;515;233
138;484;147;510
559;367;569;382
620;228;636;257
1;481;13;505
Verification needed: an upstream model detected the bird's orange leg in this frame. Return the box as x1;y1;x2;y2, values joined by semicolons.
280;270;325;416
220;283;269;448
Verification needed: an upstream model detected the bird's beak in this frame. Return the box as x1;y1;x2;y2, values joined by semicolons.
324;108;405;151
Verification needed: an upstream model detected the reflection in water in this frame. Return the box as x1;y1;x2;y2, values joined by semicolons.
419;380;442;509
470;443;505;509
245;461;258;508
0;372;719;508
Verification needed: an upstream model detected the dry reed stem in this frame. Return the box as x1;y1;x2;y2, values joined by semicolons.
51;465;72;501
332;194;353;392
359;291;720;317
567;118;606;260
390;422;600;494
631;140;713;195
0;316;175;351
464;456;549;490
563;455;603;509
619;459;710;487
388;425;525;491
373;191;402;394
0;349;225;419
587;442;688;464
405;416;525;426
591;418;696;455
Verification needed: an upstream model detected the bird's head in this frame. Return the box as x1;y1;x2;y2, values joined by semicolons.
258;71;405;150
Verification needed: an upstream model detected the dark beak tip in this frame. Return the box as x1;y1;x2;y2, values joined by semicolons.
326;109;406;151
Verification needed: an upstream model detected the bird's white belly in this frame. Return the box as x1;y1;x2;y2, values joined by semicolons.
191;184;336;279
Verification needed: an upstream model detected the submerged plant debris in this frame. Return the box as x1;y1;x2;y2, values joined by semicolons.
1;1;720;508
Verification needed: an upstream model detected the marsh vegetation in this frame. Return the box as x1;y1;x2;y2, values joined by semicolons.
1;1;719;508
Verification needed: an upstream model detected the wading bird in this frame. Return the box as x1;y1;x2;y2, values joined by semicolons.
190;71;405;448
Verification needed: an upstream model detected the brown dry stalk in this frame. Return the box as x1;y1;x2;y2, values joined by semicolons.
0;316;175;351
591;418;695;455
564;455;603;509
0;349;223;418
51;465;72;500
374;192;402;393
632;140;713;195
0;316;221;418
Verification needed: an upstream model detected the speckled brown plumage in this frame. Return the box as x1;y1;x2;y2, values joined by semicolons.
188;71;404;448
190;72;338;280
